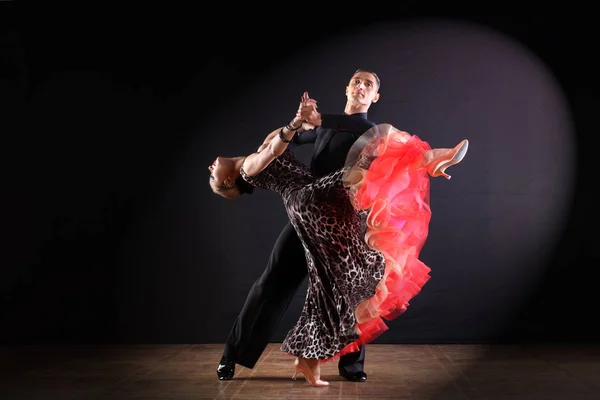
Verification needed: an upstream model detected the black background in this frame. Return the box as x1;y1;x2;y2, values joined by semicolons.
2;4;598;346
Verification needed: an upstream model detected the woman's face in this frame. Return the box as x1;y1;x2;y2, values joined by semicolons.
208;157;233;191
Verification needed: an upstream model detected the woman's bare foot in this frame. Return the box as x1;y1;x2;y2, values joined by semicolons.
292;357;329;387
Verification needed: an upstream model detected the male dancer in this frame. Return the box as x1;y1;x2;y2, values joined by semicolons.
217;69;381;382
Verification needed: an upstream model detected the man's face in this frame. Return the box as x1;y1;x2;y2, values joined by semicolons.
346;71;380;106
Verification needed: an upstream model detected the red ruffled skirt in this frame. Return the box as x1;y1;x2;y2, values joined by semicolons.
333;124;433;360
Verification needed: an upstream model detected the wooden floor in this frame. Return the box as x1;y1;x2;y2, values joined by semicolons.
1;343;599;399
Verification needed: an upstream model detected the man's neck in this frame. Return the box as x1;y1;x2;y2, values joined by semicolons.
344;103;369;115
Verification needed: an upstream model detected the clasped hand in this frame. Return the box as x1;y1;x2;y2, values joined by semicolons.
293;92;322;130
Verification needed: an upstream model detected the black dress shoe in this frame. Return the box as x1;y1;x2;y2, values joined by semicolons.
217;356;235;380
339;370;367;382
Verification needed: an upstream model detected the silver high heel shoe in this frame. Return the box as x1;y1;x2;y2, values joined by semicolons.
424;139;469;179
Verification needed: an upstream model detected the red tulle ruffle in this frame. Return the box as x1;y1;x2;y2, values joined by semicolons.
326;126;433;362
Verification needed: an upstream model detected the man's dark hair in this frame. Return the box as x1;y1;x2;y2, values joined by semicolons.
354;68;381;90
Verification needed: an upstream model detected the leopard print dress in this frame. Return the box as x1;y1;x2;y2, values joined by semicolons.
241;149;385;360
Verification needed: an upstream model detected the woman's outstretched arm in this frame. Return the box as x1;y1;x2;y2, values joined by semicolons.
242;121;301;177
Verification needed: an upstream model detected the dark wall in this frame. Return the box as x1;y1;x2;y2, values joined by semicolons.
2;5;598;344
